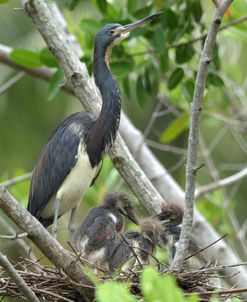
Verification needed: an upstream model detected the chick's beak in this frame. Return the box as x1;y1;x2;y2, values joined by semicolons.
121;208;139;225
150;235;165;248
118;12;163;34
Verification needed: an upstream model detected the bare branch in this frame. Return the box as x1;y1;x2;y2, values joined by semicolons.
0;72;26;96
0;185;94;301
195;167;247;198
0;251;40;302
0;172;32;188
171;0;234;269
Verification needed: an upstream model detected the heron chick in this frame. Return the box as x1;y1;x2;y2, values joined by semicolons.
107;217;164;272
72;192;138;269
155;203;207;270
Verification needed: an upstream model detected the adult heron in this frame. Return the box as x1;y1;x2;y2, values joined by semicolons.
27;13;162;238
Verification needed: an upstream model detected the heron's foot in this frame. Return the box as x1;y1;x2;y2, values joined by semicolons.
0;232;28;240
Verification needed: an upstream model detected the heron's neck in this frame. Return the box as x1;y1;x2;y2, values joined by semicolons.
86;45;121;167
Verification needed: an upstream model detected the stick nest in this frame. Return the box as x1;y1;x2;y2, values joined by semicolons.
0;257;241;302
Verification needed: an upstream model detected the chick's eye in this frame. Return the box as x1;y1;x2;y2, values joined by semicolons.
109;30;115;35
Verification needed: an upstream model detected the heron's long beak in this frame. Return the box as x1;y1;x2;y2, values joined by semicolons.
120;12;163;34
120;208;139;225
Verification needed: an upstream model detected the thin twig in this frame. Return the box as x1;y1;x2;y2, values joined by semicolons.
120;234;143;268
171;0;234;269
195;167;247;198
0;252;40;302
0;172;32;188
184;234;227;261
0;72;26;96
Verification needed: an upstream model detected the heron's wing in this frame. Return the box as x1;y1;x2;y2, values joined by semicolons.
28;112;95;219
86;216;116;250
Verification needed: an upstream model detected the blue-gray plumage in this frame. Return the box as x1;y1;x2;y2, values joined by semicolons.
27;13;162;238
72;193;138;268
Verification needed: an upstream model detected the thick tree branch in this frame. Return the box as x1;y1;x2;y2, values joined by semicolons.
171;0;234;269
195;166;247;198
0;186;94;301
0;251;40;302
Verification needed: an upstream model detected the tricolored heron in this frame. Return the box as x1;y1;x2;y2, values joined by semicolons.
72;192;138;268
27;13;162;238
108;217;164;272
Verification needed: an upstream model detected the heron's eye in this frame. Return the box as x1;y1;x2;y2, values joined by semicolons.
109;30;115;35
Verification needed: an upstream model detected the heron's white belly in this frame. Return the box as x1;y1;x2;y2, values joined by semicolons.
42;143;98;219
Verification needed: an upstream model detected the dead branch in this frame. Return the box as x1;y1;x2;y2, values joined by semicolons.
171;0;233;269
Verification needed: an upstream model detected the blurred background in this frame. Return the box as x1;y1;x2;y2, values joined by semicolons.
0;0;247;267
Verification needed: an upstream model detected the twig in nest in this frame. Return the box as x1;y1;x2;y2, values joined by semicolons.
184;233;227;261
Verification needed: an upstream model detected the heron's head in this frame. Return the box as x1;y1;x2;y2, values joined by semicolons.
94;13;162;64
104;192;138;225
156;203;184;228
139;218;164;248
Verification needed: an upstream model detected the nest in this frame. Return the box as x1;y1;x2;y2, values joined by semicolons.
0;256;245;302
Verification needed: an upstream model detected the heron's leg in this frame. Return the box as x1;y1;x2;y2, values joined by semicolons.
52;197;60;239
68;206;78;236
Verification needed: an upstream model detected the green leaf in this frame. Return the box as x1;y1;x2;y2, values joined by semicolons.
97;282;137;302
182;79;195;102
191;1;202;22
152;27;165;55
141;267;184;302
141;267;164;302
0;0;9;3
160;111;189;143
92;0;107;15
136;75;148;108
11;49;42;68
176;44;195;64
111;59;134;79
40;47;58;68
207;73;224;87
80;19;100;35
160;48;169;72
68;0;79;10
167;68;184;90
187;293;199;302
47;68;64;101
161;9;178;29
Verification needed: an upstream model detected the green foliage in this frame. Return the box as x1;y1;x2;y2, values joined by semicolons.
40;47;59;68
168;68;185;90
47;68;65;101
97;282;137;302
96;267;222;302
11;49;42;68
160;111;189;143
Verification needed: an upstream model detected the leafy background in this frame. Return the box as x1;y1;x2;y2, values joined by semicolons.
0;0;247;300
